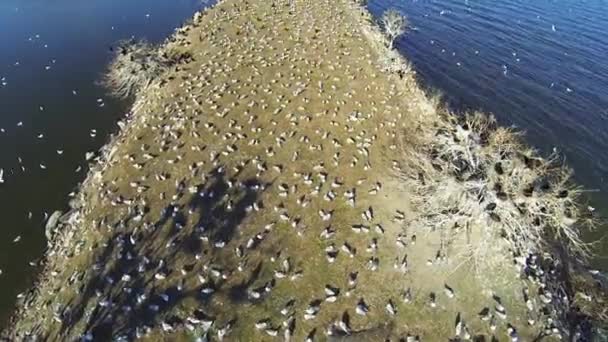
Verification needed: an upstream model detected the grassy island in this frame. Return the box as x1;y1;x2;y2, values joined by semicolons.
6;0;606;340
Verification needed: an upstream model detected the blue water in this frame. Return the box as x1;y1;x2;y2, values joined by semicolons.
368;0;608;266
0;0;212;327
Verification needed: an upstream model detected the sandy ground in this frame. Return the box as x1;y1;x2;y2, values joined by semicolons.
7;0;563;340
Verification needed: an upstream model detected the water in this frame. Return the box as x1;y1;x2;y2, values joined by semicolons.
0;0;213;328
367;0;608;267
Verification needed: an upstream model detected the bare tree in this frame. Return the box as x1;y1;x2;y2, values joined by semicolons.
381;9;408;50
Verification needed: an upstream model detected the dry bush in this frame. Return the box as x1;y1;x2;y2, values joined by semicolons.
399;111;597;277
354;8;414;79
378;48;413;77
103;40;171;98
380;9;408;50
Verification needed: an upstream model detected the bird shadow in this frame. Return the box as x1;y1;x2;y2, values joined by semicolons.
50;166;264;340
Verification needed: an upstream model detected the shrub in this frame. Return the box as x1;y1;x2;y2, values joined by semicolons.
103;40;170;99
399;112;596;277
381;9;408;50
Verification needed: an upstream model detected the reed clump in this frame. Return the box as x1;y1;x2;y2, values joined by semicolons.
103;40;167;98
399;111;597;276
104;40;192;98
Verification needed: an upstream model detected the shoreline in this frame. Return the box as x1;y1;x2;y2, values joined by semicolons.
4;0;225;331
6;0;607;339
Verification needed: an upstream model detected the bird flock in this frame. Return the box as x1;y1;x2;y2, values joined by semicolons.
6;0;591;340
0;0;201;295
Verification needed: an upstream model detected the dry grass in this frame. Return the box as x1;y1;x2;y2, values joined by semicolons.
354;6;413;78
389;101;607;335
398;111;597;278
103;40;173;99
